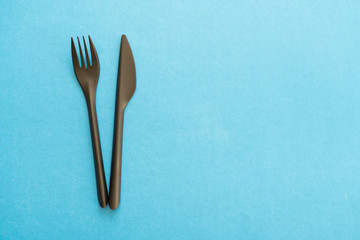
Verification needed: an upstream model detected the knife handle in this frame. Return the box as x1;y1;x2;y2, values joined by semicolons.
109;108;124;210
86;96;108;208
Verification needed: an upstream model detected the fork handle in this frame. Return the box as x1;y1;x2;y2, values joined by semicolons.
86;96;108;208
109;108;124;210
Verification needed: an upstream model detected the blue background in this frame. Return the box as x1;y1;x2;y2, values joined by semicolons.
1;0;360;239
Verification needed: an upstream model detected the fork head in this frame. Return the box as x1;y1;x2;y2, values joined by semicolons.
71;35;100;94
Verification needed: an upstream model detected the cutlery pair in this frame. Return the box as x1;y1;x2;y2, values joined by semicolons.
71;35;136;209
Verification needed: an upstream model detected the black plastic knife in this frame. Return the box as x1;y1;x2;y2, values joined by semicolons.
109;35;136;210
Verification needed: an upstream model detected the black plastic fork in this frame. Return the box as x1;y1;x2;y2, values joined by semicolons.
71;36;108;208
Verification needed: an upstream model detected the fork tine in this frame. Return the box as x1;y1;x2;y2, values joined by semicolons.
71;38;80;68
83;36;91;68
88;36;99;68
77;37;85;68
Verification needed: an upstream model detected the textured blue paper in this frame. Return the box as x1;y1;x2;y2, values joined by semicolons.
1;0;360;239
